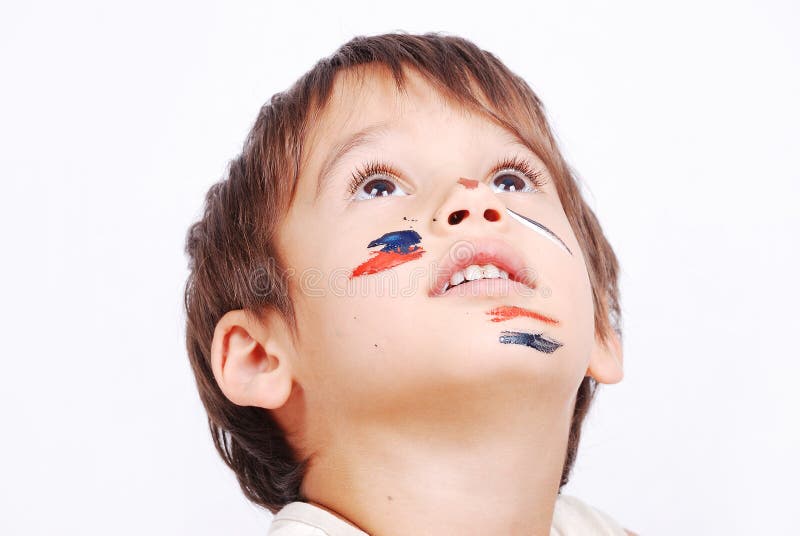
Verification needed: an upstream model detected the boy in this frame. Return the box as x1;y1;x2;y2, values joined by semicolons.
184;32;634;535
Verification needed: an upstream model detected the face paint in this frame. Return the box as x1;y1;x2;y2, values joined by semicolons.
350;230;425;278
498;330;563;354
486;305;559;325
457;177;478;189
505;207;573;256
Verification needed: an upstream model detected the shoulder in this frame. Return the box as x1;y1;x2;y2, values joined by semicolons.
552;494;633;535
268;501;368;536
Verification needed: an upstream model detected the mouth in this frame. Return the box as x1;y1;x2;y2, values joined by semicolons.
428;237;537;297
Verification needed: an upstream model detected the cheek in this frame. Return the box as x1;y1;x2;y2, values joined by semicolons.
546;248;596;372
561;262;595;334
532;207;595;343
290;275;433;409
289;227;429;369
505;204;596;368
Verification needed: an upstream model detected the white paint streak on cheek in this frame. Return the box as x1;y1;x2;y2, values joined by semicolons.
505;208;573;256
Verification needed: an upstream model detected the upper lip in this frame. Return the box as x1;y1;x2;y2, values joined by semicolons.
428;236;537;297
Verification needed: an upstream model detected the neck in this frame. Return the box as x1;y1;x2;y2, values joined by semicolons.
300;387;574;536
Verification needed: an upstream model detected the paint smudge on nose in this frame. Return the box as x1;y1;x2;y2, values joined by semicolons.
505;207;573;256
457;177;479;189
499;330;563;354
487;305;559;325
350;230;425;278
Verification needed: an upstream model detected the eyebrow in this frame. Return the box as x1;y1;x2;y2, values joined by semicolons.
314;120;396;202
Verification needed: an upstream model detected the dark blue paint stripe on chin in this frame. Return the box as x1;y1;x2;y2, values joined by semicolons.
498;330;563;354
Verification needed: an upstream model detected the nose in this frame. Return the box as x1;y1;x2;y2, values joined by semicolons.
431;177;508;235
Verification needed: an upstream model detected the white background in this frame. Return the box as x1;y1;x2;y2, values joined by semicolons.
1;1;798;534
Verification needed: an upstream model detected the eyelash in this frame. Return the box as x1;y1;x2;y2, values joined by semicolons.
346;156;548;199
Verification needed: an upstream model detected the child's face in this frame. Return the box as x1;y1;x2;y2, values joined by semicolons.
275;67;618;430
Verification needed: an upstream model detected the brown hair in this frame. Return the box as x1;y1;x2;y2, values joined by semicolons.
183;31;622;514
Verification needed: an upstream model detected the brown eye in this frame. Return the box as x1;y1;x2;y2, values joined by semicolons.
361;178;396;197
492;172;531;193
348;160;410;202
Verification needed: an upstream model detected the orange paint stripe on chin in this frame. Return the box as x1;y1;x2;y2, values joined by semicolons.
486;305;559;325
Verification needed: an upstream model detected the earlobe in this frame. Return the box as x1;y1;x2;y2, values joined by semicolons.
585;327;624;384
210;309;295;409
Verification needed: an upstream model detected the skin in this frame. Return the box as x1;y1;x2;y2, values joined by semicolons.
209;65;627;535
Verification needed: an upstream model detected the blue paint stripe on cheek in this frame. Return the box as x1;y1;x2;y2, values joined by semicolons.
367;230;422;253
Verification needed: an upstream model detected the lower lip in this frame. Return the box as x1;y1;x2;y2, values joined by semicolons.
438;278;536;298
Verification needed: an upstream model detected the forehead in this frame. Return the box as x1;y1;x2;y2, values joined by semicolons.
301;65;533;192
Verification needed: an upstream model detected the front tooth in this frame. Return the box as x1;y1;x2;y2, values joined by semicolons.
464;264;483;281
482;264;501;278
449;270;466;287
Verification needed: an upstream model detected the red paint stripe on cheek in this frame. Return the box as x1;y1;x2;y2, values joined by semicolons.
350;248;425;278
486;305;559;325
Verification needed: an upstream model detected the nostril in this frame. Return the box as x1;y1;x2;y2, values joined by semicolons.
484;208;500;222
448;209;469;225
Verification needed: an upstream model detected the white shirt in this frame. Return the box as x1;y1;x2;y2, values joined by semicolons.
267;493;629;535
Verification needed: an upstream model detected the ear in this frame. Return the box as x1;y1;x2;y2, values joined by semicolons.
210;309;295;409
586;326;624;384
